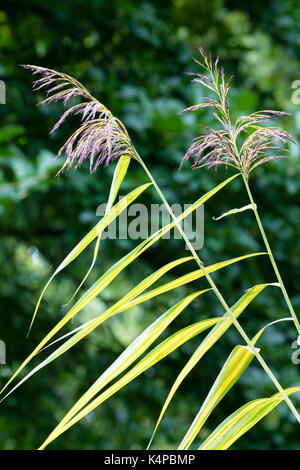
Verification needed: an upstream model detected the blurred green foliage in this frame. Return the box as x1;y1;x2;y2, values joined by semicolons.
0;0;300;450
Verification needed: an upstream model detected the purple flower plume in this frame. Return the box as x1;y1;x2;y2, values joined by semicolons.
22;65;136;174
180;49;295;176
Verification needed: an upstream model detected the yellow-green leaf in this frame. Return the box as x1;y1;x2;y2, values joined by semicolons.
29;179;150;333
127;252;266;309
39;316;224;449
199;386;300;450
0;255;192;399
213;203;256;221
41;253;265;354
1;175;244;397
65;155;131;305
148;283;275;448
5;253;266;400
179;316;294;449
179;345;257;449
2;258;197;400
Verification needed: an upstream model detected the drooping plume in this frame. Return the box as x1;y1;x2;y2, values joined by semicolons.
180;48;294;176
22;65;136;174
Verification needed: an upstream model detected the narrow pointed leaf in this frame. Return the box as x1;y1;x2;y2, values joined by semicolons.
41;252;265;353
148;283;275;447
29;179;150;333
1;256;192;401
199;387;300;450
2;257;195;400
213;203;256;221
182;318;294;450
39;290;211;446
179;339;260;449
126;252;265;310
40;316;224;449
65;155;131;304
1;174;241;396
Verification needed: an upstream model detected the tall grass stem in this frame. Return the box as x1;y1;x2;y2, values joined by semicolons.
242;173;300;336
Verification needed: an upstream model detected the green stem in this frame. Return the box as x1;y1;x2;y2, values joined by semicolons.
242;174;300;336
136;154;300;423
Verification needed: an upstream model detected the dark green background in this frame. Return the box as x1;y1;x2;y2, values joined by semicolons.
0;0;300;450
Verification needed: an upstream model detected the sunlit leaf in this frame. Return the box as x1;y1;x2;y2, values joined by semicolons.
65;155;131;305
199;386;300;450
1;174;239;397
29;179;150;333
148;283;276;448
181;318;294;449
39;316;224;449
40;252;265;354
213;203;256;221
2;257;195;399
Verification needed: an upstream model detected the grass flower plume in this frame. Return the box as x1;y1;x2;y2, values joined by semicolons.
181;48;294;177
22;65;136;174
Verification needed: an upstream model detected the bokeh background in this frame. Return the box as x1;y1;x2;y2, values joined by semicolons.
0;0;300;450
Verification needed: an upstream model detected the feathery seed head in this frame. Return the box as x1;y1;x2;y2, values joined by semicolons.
181;48;294;177
22;65;137;174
